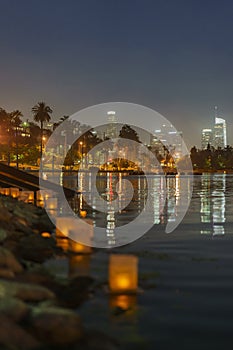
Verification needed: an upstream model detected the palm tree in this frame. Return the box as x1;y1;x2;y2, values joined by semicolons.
10;110;23;168
32;102;53;157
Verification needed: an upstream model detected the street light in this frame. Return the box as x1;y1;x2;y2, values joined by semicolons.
79;141;83;164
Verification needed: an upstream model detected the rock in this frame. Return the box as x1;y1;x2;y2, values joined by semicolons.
0;228;7;242
0;247;23;273
0;297;29;322
0;268;15;279
0;206;13;223
0;316;40;350
0;280;55;301
79;330;119;350
19;235;57;263
15;267;53;285
35;214;55;233
31;306;83;346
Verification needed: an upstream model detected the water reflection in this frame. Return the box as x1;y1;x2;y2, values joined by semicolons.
199;174;226;235
69;254;91;278
109;294;137;314
58;171;231;239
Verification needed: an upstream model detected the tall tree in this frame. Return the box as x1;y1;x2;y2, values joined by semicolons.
32;102;53;157
10;110;23;168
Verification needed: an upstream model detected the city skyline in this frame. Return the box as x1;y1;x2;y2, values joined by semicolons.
0;0;233;148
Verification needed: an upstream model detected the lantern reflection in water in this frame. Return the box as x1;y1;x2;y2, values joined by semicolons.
109;294;137;312
69;255;91;278
109;255;138;294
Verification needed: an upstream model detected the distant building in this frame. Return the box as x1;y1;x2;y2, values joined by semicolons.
150;125;183;160
214;117;227;149
201;107;228;150
105;111;118;139
201;129;213;149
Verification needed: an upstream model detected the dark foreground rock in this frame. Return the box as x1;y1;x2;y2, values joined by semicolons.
18;235;57;263
0;280;55;301
0;297;29;322
30;306;83;346
0;195;119;350
0;316;40;350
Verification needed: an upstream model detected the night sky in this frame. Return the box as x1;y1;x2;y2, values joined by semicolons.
0;0;233;148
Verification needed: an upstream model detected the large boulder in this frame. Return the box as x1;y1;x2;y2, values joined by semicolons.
18;235;57;263
0;280;55;302
0;297;29;322
0;316;40;350
0;247;23;273
31;306;83;346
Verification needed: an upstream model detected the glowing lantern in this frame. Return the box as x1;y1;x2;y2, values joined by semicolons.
41;232;51;238
55;217;76;238
10;188;20;198
80;210;87;218
56;237;69;252
37;190;54;200
1;188;10;196
18;191;34;203
68;238;92;254
45;198;58;211
109;255;138;294
69;254;91;278
68;218;94;248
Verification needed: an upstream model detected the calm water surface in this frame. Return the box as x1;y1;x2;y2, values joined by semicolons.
50;174;233;349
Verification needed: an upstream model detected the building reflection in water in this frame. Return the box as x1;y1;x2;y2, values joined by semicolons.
199;174;226;235
106;173;116;247
212;174;226;236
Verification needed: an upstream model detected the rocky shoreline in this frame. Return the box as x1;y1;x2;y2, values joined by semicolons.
0;195;118;350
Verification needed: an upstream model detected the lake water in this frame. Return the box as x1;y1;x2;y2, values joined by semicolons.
50;174;233;349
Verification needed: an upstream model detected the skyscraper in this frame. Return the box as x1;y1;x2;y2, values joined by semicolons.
201;129;213;149
214;107;227;149
105;111;118;139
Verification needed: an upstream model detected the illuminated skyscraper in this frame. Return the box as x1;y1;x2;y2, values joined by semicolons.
214;107;227;149
201;129;213;149
150;125;183;160
105;111;118;139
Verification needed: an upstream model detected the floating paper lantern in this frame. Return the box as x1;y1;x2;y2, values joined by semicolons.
69;254;91;277
69;219;94;249
41;232;51;238
38;190;54;200
18;191;34;203
55;217;76;238
56;237;69;252
109;255;138;294
1;188;10;196
10;188;20;198
45;198;58;211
